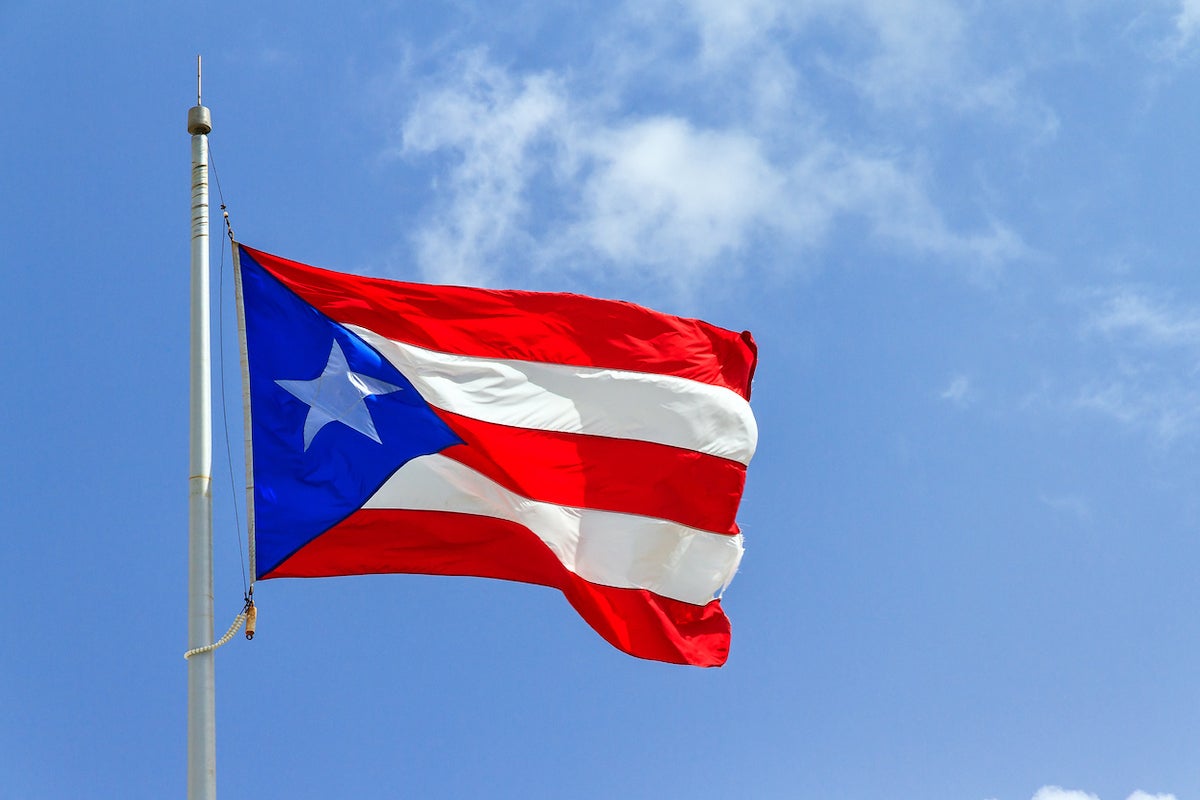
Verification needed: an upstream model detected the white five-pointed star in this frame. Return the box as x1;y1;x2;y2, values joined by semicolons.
275;340;403;451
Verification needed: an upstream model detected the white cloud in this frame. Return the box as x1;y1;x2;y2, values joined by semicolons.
677;0;968;100
673;0;1055;132
682;0;796;64
575;118;784;269
575;122;1022;281
835;0;969;110
940;374;972;406
1073;371;1200;444
1032;788;1099;800
1171;0;1200;49
400;52;567;285
831;153;1024;271
959;70;1062;145
1144;0;1200;61
391;3;1034;292
1087;288;1200;348
1021;788;1178;800
1067;287;1200;442
397;50;1021;290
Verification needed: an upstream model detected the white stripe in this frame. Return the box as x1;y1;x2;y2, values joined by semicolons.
363;454;744;605
350;326;758;465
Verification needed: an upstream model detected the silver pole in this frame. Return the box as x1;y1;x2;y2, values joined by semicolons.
187;56;216;800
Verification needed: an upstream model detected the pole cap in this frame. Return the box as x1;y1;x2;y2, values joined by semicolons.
187;105;212;135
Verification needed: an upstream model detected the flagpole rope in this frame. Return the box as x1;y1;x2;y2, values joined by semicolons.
183;611;246;659
183;596;256;659
207;137;251;596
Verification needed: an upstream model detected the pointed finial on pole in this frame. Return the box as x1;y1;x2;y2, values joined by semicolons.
188;54;212;136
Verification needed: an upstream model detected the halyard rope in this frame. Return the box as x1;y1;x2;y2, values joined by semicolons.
184;592;255;660
207;136;250;596
183;611;246;659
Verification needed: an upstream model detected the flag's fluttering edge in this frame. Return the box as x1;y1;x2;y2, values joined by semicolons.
235;244;758;667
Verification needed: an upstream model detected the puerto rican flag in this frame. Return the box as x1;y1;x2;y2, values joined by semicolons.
234;244;758;667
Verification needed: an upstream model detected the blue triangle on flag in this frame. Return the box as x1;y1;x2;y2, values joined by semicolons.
238;250;463;577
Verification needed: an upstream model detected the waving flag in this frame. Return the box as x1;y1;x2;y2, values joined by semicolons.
234;244;758;666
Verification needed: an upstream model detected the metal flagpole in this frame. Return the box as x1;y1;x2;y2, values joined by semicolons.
187;55;216;800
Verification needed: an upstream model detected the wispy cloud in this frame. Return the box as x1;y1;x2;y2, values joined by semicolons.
673;0;969;109
1074;377;1200;443
1165;0;1200;54
940;374;973;407
394;40;1025;290
1087;288;1200;347
679;0;798;65
1072;287;1200;442
385;0;1040;293
1027;788;1176;800
1178;0;1200;40
1129;0;1200;64
573;118;784;270
672;0;1057;136
1032;788;1099;800
399;52;568;285
821;0;970;111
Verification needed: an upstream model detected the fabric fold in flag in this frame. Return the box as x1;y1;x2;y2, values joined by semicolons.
235;243;758;667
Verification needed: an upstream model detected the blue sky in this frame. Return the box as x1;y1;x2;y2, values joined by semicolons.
2;1;1200;798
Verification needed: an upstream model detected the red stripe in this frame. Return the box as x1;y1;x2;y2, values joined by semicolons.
240;244;758;399
265;508;732;667
435;410;745;535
